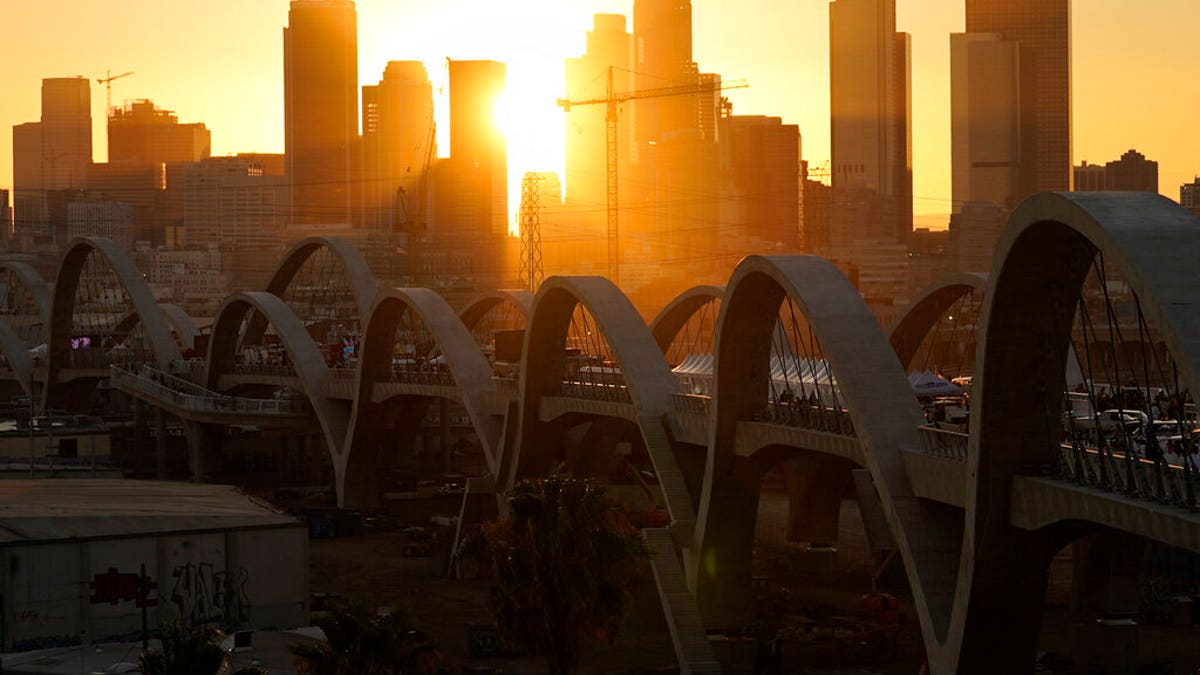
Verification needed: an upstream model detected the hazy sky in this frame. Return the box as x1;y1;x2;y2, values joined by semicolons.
1;0;1196;226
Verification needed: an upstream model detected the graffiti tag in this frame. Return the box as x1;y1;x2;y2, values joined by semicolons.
88;567;158;608
169;563;250;626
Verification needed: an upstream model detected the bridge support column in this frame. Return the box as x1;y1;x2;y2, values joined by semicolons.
154;407;168;480
783;454;852;546
132;399;146;463
567;419;626;480
694;456;762;630
184;420;208;482
1068;532;1144;675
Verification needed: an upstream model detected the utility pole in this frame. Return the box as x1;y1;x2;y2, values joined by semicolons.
556;67;746;286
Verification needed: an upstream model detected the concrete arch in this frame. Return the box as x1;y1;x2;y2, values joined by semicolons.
649;284;724;356
343;288;501;507
113;303;201;352
46;238;182;405
693;255;961;656
0;260;52;327
888;273;986;372
0;321;34;398
505;276;697;528
265;236;378;320
458;289;533;331
206;291;347;484
948;192;1200;673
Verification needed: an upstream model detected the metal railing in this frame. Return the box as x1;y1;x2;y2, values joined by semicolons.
759;401;856;436
110;366;307;417
229;364;298;378
671;393;712;417
1057;439;1199;511
390;368;455;388
919;425;969;462
561;380;633;404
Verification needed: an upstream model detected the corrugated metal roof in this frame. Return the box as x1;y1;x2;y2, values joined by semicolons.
0;479;299;544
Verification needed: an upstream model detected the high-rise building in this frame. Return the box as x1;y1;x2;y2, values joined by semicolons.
67;199;134;250
361;61;435;232
829;0;912;246
108;100;211;167
428;60;510;293
39;77;92;191
1073;161;1106;191
564;14;633;218
284;0;358;226
722;115;802;251
0;189;11;244
11;77;93;247
966;0;1071;193
950;32;1031;212
633;0;696;149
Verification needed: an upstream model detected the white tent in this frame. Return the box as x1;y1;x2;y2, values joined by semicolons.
909;370;963;397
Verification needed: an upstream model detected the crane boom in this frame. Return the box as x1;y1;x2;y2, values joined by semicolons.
97;70;135;115
556;68;747;285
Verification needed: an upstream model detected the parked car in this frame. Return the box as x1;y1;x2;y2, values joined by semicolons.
436;483;464;497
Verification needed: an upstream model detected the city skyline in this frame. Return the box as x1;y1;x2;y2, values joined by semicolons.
0;0;1196;227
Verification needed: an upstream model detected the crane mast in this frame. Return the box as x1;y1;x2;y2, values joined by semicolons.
557;68;746;285
97;70;134;116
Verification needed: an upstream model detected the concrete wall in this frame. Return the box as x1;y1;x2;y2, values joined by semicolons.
0;523;307;651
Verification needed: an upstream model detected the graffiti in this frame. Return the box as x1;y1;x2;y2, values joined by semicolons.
169;563;250;626
88;567;158;608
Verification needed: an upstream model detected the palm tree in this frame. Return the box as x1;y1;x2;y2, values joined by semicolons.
459;471;649;675
289;597;440;675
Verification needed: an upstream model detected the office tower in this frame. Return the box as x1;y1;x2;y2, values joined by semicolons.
108;100;211;166
284;0;358;226
361;61;435;232
564;14;633;218
633;0;698;147
829;0;912;246
0;189;10;244
11;77;93;247
429;60;509;293
966;0;1071;193
39;78;92;191
722;115;802;251
950;32;1031;212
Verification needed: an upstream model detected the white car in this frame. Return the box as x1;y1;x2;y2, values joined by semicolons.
435;483;464;497
1073;409;1147;433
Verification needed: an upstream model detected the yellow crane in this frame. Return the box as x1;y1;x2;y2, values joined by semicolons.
556;67;746;284
97;70;134;115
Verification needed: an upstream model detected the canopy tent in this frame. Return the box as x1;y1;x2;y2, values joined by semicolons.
909;369;963;397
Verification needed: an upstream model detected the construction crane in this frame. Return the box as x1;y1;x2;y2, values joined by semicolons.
556;67;746;285
97;70;134;115
806;159;830;185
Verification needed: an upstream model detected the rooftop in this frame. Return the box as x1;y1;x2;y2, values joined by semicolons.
0;479;299;545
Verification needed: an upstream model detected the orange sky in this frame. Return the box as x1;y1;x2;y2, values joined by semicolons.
1;0;1196;228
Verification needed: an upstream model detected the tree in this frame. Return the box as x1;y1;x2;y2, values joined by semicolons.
289;597;440;675
459;471;649;675
138;622;228;675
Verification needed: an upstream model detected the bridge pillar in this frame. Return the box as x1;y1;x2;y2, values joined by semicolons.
1068;532;1144;674
782;453;853;546
154;407;168;480
132;399;146;462
694;455;762;629
567;418;626;480
184;420;208;482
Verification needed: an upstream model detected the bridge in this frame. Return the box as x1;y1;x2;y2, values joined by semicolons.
0;192;1197;673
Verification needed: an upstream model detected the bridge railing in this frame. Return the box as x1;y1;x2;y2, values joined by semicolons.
491;376;519;400
561;379;633;404
758;401;856;436
1057;441;1199;511
329;367;356;380
110;366;306;417
671;393;712;418
68;347;154;370
919;425;969;462
390;367;455;388
229;363;298;378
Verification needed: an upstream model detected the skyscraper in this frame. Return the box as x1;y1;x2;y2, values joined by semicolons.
428;60;510;293
284;0;358;226
950;32;1031;212
633;0;696;149
829;0;912;246
966;0;1071;193
11;77;93;247
722;115;802;251
361;61;435;231
564;14;632;217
